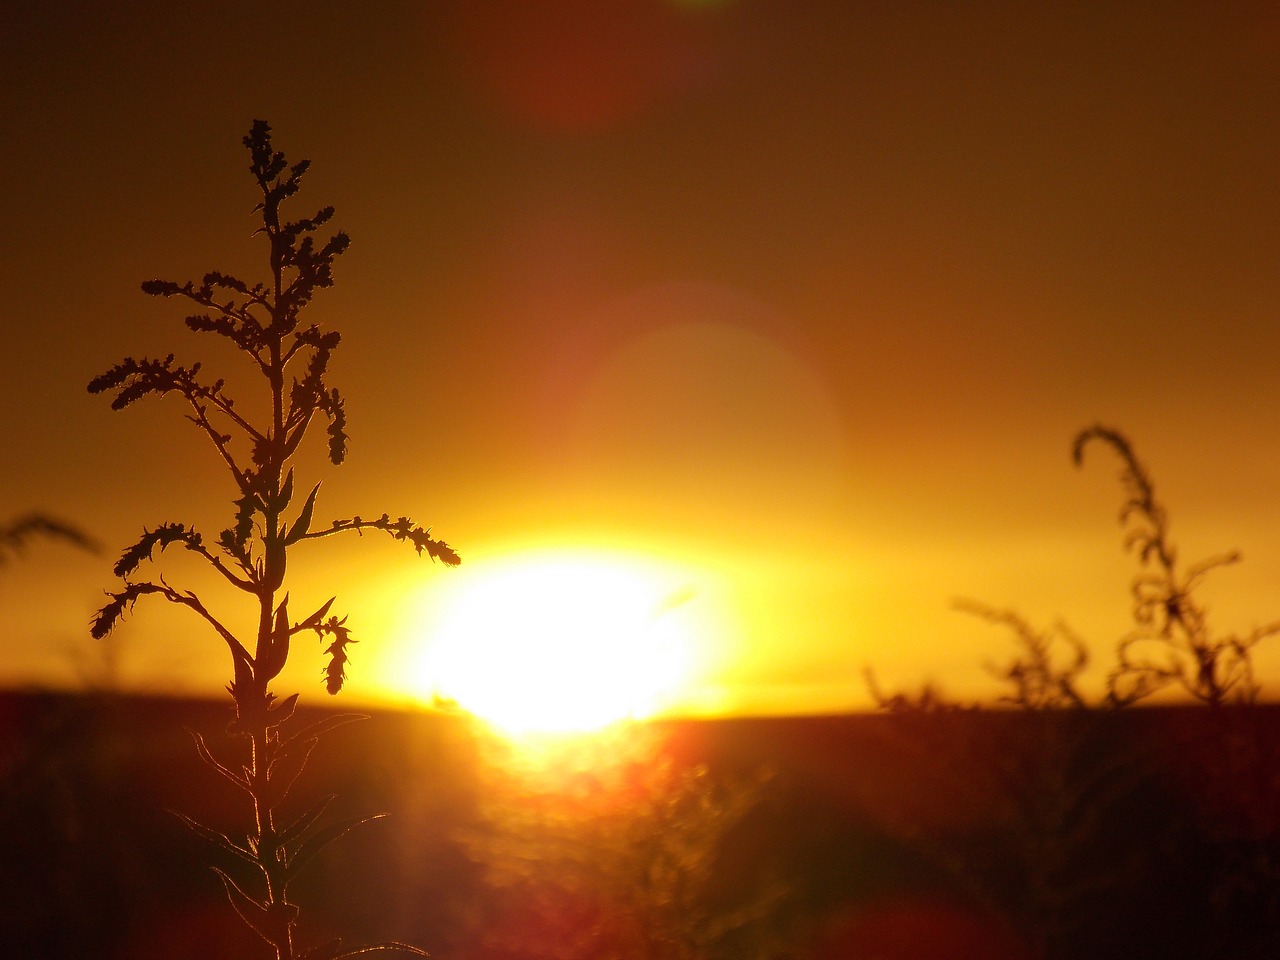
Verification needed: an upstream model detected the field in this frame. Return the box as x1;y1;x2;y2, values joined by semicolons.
4;690;1278;959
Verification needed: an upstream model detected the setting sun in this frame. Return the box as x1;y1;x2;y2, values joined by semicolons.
405;550;711;735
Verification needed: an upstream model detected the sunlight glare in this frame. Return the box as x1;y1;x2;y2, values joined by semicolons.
410;551;702;735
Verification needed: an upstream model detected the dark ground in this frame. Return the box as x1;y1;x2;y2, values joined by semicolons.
2;690;1277;959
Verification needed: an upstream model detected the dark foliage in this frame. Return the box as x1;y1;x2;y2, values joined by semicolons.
0;513;98;566
1073;424;1280;707
866;426;1280;959
4;693;1278;960
87;121;457;959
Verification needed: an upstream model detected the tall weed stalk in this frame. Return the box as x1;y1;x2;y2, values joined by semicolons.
867;425;1280;957
1073;425;1280;706
88;121;458;960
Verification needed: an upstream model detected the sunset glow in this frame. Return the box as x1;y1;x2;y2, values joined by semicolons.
406;550;708;734
6;1;1280;715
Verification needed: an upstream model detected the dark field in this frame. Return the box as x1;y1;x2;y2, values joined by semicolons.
2;691;1277;959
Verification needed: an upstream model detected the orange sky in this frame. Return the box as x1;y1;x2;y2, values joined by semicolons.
3;0;1280;715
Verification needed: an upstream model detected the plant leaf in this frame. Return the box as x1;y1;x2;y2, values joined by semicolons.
278;793;337;849
284;482;321;544
267;736;317;811
277;713;367;759
186;728;251;792
278;468;295;511
294;595;336;632
212;867;274;945
170;810;259;868
324;944;432;959
285;814;387;881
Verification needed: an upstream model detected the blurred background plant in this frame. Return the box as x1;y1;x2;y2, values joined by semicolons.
0;512;98;568
863;425;1280;959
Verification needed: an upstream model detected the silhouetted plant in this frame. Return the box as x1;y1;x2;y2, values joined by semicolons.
956;601;1092;711
867;601;1091;715
868;425;1280;957
88;120;458;960
1073;425;1280;956
863;669;965;715
1073;425;1280;707
0;513;98;566
867;604;1142;960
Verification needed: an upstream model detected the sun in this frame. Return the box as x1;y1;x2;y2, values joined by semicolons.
408;550;703;735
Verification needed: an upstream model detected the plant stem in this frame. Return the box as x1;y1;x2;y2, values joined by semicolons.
252;722;295;959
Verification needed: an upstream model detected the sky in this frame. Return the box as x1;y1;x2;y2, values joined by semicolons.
2;0;1279;716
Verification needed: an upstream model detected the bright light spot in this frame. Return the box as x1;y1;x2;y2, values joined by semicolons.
409;550;705;736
